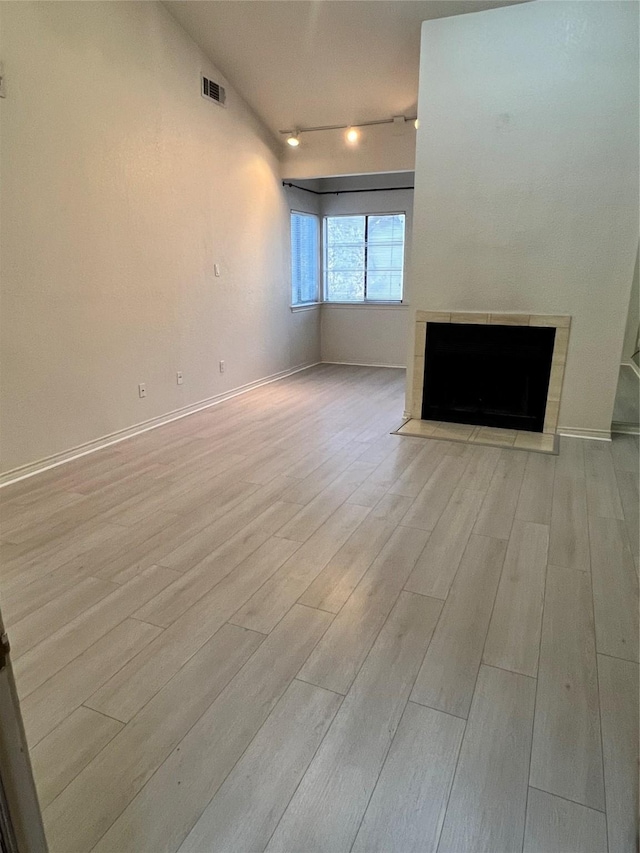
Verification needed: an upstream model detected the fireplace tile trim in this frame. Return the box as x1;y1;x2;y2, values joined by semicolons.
394;419;558;454
411;311;571;436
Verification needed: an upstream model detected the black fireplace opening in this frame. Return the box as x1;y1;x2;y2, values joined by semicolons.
422;323;556;432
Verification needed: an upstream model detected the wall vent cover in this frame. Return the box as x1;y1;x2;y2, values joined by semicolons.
202;75;226;106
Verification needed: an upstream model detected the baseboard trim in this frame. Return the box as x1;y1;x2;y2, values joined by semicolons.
0;361;320;488
622;360;640;379
557;426;612;442
611;422;640;436
322;360;406;369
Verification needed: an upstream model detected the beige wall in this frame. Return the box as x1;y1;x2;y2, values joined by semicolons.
321;306;408;367
0;1;320;476
410;1;639;436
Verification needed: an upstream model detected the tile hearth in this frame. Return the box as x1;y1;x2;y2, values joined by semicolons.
395;419;558;455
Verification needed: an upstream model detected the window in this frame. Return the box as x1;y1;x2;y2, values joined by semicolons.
290;212;319;305
324;213;405;303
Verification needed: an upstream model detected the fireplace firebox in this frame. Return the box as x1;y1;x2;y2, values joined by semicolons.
421;323;556;432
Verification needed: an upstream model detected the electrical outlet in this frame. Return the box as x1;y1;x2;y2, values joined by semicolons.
138;383;147;398
176;371;183;385
219;360;225;374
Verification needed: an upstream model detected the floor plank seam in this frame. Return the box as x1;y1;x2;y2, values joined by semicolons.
128;615;166;629
406;698;467;722
590;548;612;848
260;686;346;853
79;704;127;726
400;586;447;601
596;649;640;664
479;661;538;681
347;696;412;853
430;703;469;853
293;677;346;698
522;553;550;853
527;784;607;815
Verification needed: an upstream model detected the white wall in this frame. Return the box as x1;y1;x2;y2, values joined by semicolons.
319;179;413;367
410;1;639;435
0;1;320;476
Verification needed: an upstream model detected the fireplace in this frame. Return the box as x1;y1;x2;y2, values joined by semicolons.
409;312;571;442
421;322;555;432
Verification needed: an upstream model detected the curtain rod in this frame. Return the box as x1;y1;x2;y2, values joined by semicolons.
282;181;414;196
279;117;417;136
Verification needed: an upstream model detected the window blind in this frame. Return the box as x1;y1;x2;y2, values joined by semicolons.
291;212;319;305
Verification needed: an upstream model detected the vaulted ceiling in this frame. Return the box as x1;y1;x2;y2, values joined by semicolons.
164;1;527;141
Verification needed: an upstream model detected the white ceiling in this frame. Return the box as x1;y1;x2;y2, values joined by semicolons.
164;1;527;140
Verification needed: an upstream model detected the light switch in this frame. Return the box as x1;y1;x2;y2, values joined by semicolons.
214;263;221;277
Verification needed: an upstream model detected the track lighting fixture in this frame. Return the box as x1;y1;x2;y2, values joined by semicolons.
280;115;417;148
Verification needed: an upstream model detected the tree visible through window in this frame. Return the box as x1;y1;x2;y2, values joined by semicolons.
325;213;405;302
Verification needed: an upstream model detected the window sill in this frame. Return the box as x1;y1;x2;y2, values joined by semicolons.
322;301;409;309
290;301;410;312
290;302;321;312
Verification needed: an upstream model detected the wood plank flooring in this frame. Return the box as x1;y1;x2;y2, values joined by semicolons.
0;364;637;853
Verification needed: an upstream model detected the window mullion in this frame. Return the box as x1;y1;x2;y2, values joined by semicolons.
363;215;369;300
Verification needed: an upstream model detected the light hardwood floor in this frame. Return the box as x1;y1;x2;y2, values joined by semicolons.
0;364;637;853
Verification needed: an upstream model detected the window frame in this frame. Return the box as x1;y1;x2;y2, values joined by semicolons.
290;210;321;307
323;211;406;305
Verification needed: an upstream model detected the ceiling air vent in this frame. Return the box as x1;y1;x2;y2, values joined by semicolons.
202;75;226;107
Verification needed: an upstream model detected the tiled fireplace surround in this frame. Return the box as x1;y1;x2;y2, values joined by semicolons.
405;311;571;452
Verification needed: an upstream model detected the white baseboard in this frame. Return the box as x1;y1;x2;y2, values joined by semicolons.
0;361;320;488
557;426;612;442
322;360;406;369
3;361;621;487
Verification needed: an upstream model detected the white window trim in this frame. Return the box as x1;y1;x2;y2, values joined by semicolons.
323;211;406;305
